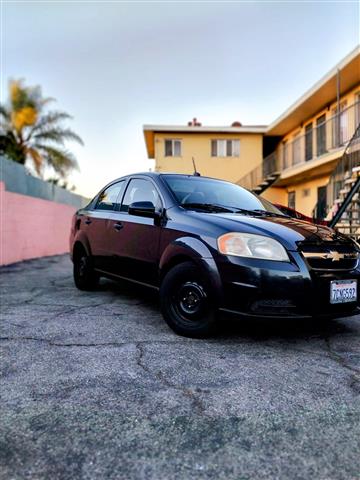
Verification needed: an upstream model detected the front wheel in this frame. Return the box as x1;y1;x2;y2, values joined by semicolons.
73;249;99;291
160;261;218;338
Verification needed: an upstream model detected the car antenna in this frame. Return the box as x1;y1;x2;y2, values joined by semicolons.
192;157;201;176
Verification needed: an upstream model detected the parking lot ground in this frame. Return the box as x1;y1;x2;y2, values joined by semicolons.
1;254;360;480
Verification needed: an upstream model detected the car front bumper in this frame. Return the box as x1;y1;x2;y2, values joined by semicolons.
215;251;360;319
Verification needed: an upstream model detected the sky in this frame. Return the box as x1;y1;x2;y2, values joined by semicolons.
1;1;359;197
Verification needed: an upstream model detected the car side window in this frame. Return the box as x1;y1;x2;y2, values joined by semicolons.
95;181;125;211
121;178;161;213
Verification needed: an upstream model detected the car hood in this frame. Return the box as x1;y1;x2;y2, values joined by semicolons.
194;212;353;250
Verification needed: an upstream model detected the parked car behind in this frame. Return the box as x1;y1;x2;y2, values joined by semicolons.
274;204;329;226
70;173;360;337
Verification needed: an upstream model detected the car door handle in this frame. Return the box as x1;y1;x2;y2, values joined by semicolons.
114;222;123;231
85;219;92;225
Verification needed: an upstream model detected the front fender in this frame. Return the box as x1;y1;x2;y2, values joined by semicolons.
159;236;224;306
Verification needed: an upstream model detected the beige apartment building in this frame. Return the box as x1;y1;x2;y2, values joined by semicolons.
143;46;360;218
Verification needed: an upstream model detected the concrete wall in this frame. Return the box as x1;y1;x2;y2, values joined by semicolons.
0;156;89;266
0;182;77;265
0;156;88;208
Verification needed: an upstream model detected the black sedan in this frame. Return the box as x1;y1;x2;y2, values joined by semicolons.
70;173;360;337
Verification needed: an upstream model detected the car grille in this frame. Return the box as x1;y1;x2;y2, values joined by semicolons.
299;242;359;271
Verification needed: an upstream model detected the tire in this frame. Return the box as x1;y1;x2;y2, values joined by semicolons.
73;248;99;291
160;261;218;338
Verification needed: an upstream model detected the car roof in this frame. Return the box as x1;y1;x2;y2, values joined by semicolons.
109;171;233;184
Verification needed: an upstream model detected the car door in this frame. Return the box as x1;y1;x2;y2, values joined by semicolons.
106;177;163;285
84;180;126;271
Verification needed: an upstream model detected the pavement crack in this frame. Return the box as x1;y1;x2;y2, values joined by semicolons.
156;370;207;415
0;336;131;348
135;343;207;415
135;343;154;375
0;336;192;348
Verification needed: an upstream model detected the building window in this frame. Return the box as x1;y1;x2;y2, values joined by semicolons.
288;191;296;210
305;123;313;161
282;140;289;169
331;102;348;147
211;139;240;157
316;114;327;156
355;93;360;128
165;139;181;157
292;132;302;165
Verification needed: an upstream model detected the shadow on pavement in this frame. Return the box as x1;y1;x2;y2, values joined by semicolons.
96;276;356;342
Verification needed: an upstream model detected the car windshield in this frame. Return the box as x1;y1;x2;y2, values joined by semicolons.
162;175;283;214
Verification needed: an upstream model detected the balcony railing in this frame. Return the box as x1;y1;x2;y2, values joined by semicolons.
237;101;360;192
237;152;278;192
280;101;360;171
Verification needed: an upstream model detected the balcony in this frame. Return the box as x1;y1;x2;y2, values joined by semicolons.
280;101;359;172
238;101;360;192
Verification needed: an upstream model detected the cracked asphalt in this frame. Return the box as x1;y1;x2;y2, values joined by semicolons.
1;255;360;480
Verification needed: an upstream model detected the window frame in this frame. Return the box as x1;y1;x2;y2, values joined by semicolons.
282;140;289;169
164;139;182;157
211;139;240;158
316;113;327;157
355;92;360;127
119;176;164;214
94;180;126;212
331;101;348;147
292;130;302;165
288;191;296;210
304;122;313;162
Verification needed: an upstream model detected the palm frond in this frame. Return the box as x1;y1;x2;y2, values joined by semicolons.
27;110;73;137
0;131;26;164
3;80;82;179
39;96;56;108
26;147;44;174
35;144;79;175
32;128;84;146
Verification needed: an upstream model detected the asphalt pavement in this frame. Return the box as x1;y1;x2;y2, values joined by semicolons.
1;255;359;480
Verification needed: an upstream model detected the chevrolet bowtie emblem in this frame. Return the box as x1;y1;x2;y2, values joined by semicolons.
327;250;342;262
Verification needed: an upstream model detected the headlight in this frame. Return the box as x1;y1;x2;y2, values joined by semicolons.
217;232;289;261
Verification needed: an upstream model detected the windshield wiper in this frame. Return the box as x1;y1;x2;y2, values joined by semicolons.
251;209;287;217
181;203;286;217
232;208;263;216
181;203;235;213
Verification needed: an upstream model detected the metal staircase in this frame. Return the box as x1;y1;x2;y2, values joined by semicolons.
325;124;360;241
236;152;280;194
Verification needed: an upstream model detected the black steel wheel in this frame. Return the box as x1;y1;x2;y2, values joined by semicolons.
160;261;218;338
73;248;99;291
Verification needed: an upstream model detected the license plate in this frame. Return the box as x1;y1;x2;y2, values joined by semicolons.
330;280;357;304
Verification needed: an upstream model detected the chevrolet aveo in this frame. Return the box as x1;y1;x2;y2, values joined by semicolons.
70;173;360;337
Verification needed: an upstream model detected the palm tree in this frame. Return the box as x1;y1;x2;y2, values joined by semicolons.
0;79;83;178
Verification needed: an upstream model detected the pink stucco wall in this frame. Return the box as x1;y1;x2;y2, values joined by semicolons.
0;181;77;266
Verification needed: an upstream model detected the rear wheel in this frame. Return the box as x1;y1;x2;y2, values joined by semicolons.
160;261;218;338
73;248;99;291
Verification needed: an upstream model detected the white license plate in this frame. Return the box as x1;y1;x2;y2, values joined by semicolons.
330;280;357;304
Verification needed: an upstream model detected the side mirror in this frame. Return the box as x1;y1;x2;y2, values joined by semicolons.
128;201;158;218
